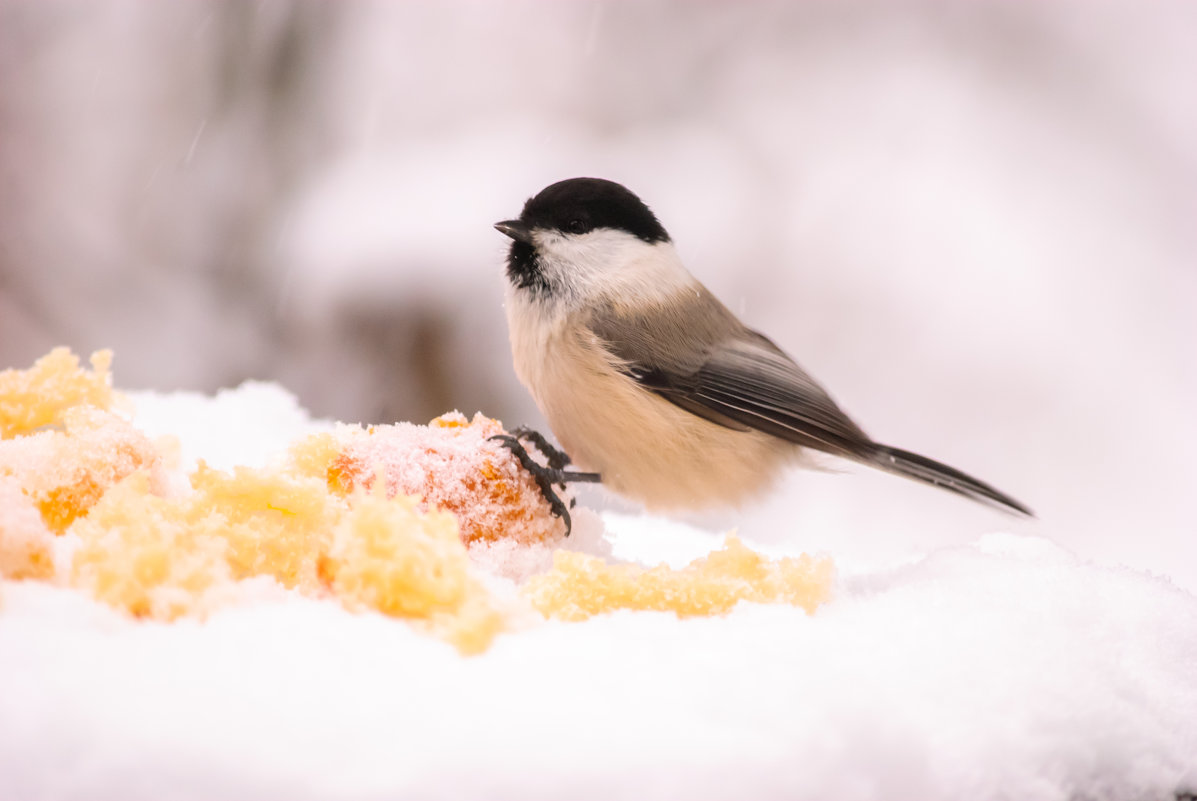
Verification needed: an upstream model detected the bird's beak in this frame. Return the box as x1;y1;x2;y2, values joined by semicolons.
494;220;534;244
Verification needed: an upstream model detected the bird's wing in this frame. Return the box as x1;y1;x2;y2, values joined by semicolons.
586;298;872;460
586;298;1033;516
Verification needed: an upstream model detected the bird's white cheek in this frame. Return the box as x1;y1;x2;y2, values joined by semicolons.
533;231;694;305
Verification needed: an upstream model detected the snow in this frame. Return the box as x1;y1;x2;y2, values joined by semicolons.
2;385;1196;800
129;383;331;474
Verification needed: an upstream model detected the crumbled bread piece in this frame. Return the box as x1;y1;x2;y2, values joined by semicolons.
71;473;232;620
68;464;505;652
325;487;504;654
0;348;117;438
525;535;834;621
187;463;340;592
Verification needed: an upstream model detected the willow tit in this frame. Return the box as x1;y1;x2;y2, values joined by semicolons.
495;177;1031;517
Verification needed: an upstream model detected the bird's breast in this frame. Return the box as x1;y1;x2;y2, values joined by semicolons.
504;291;795;510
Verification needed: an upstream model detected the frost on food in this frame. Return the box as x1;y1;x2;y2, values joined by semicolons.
0;406;165;534
0;349;507;652
0;476;56;580
0;349;163;580
306;411;569;545
1;347;835;655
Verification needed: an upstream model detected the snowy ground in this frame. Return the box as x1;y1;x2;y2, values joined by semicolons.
2;384;1195;801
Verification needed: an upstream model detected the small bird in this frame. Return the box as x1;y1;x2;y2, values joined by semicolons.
494;177;1031;524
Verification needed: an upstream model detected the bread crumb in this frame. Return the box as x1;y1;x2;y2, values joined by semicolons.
525;535;834;620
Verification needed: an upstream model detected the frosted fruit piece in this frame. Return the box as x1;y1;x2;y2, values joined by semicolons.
320;412;567;545
0;476;57;580
0;406;164;533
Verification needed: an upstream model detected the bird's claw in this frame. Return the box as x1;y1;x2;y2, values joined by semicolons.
510;426;573;471
489;431;601;537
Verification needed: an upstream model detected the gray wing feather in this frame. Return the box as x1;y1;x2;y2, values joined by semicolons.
588;294;872;460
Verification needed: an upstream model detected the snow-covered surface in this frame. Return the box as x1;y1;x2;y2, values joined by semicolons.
2;385;1196;800
130;383;333;474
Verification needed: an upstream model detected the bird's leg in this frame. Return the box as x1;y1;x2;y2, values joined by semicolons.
509;426;572;471
489;433;602;537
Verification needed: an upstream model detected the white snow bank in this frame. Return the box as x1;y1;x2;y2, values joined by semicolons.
129;383;331;473
1;385;1195;801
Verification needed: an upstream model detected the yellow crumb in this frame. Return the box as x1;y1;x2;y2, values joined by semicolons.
0;348;117;438
187;463;339;592
288;430;345;484
325;487;504;654
66;463;505;653
524;535;834;621
71;473;232;620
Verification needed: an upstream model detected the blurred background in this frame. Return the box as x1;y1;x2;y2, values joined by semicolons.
2;1;1194;585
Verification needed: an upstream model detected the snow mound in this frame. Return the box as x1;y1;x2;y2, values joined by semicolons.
2;531;1194;800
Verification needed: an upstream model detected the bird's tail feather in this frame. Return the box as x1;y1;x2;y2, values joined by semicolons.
868;444;1033;517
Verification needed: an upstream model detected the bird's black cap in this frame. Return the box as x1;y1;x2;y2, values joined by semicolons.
508;178;671;244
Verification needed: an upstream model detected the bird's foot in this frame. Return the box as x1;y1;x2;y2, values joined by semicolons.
489;432;601;537
509;426;573;471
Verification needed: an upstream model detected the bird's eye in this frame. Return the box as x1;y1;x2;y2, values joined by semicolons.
566;219;589;235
